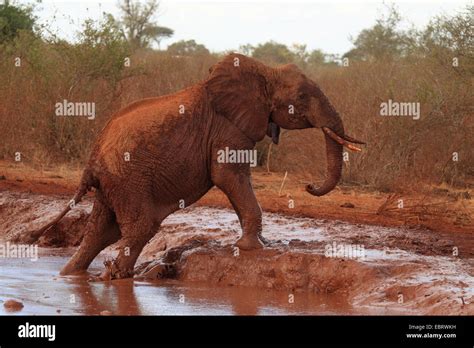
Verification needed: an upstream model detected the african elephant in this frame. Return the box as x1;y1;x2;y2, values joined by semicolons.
31;53;364;279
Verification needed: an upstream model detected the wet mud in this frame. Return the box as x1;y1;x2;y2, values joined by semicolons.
0;191;472;315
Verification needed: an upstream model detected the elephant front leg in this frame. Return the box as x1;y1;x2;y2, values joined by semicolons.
212;168;265;250
234;201;264;251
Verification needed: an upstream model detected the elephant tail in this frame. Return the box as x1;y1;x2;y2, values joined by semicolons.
24;169;95;243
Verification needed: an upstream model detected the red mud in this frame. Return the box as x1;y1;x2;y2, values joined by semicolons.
0;190;472;315
1;161;473;315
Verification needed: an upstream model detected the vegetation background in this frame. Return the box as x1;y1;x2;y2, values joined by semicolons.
0;0;472;194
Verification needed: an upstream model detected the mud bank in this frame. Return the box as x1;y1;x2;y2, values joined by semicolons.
0;191;473;315
0;249;361;315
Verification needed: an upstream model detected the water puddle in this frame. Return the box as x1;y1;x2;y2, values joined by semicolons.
0;249;361;315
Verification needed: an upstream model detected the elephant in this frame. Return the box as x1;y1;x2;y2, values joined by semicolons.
30;53;364;279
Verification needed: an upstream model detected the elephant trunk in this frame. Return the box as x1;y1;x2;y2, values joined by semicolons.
306;117;344;197
303;84;365;196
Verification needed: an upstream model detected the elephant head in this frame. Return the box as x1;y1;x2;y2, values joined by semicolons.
205;53;364;197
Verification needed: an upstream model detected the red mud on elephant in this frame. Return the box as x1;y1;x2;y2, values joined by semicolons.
2;54;471;316
24;54;364;280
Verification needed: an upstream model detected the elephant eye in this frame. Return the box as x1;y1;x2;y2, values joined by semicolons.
299;93;307;100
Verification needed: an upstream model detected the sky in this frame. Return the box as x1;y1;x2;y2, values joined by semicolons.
23;0;472;55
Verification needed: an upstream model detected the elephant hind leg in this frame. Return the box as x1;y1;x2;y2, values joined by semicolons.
102;217;160;280
60;192;121;276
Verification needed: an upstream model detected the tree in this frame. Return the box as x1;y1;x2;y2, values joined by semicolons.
0;0;36;43
249;41;296;64
418;5;473;76
239;41;335;67
117;0;173;50
167;39;209;56
307;49;326;66
420;5;473;58
238;43;254;56
343;4;414;61
291;43;309;64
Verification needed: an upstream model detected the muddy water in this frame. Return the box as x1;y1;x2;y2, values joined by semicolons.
0;248;357;315
0;191;473;315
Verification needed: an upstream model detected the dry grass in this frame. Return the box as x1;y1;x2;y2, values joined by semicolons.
0;33;472;193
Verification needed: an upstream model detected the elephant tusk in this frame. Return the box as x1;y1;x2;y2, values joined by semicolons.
322;127;363;152
346;144;362;152
341;134;366;145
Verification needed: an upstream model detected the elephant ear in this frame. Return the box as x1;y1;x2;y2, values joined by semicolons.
205;54;271;142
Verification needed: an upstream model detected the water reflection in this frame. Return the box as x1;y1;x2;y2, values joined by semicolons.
69;276;353;315
72;278;141;315
1;253;355;316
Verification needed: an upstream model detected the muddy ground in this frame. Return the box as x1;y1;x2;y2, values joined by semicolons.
0;162;473;315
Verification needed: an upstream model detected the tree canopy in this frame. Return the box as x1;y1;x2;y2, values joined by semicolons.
167;39;210;56
343;5;415;61
240;41;335;68
0;0;36;43
116;0;173;50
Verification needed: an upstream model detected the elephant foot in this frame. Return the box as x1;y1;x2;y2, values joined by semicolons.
60;262;88;276
99;259;134;280
235;234;264;250
88;272;109;282
88;269;134;282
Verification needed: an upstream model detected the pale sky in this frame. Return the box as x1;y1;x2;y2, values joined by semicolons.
23;0;472;55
